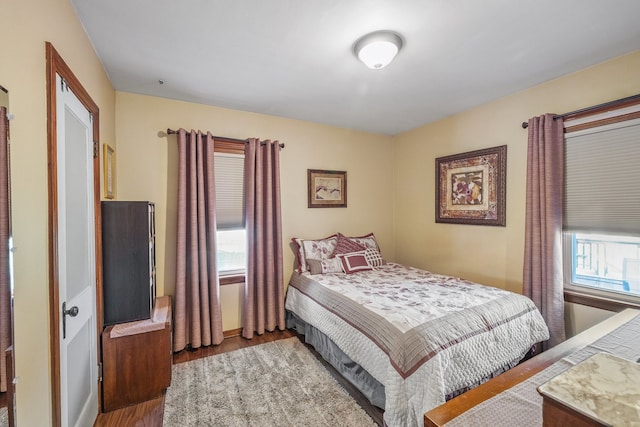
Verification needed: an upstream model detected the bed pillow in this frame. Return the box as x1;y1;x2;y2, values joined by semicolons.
335;232;386;265
306;258;344;275
337;251;372;274
343;232;380;252
291;237;306;271
331;233;367;257
363;248;386;267
291;235;338;272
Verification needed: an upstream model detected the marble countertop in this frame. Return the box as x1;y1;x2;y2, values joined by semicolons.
538;352;640;425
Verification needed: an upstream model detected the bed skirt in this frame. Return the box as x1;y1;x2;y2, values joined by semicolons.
286;310;386;409
286;308;531;411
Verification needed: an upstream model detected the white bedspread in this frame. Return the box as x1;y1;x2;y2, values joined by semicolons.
285;263;549;427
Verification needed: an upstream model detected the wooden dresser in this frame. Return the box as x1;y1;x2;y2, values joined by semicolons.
101;295;172;412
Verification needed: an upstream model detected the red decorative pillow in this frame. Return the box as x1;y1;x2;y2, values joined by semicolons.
331;233;366;257
337;251;372;274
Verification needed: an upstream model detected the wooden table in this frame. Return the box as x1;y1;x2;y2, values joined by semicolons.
424;309;640;427
101;296;172;412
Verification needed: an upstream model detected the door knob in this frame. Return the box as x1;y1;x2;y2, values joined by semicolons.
64;303;79;317
62;301;79;339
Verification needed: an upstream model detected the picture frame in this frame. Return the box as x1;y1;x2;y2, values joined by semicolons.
307;169;347;208
435;145;506;226
103;143;115;200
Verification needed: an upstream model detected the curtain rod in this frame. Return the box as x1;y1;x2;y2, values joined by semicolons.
521;93;640;129
166;128;285;148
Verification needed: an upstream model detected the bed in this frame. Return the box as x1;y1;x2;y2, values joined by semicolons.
285;233;550;427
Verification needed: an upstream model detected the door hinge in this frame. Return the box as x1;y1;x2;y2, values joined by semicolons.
98;362;103;382
93;140;99;159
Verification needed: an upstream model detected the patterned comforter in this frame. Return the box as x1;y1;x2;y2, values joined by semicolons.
285;263;549;427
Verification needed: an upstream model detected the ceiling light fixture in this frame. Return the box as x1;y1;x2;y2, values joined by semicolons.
354;30;403;70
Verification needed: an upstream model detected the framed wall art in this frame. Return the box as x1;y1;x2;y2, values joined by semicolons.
307;169;347;208
435;145;506;226
103;143;115;199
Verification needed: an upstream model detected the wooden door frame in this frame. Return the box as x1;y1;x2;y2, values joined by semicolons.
45;42;104;427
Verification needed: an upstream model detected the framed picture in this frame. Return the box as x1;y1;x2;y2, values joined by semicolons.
435;145;506;226
307;169;347;208
103;143;115;199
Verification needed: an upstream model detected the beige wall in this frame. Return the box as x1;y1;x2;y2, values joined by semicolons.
392;50;640;327
115;92;395;330
1;0;115;425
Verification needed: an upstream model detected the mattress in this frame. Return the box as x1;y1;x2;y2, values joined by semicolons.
285;263;550;427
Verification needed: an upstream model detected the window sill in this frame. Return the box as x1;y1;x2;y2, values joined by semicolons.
219;273;245;286
564;289;640;312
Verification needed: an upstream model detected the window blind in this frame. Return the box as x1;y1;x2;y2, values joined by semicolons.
564;118;640;235
214;152;245;230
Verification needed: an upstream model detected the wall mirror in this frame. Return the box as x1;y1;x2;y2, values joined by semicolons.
0;84;16;427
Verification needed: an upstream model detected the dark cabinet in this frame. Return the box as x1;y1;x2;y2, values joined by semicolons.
101;201;156;326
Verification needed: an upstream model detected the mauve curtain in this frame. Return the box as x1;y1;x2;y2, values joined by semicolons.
242;138;285;339
524;114;565;351
173;129;224;352
0;107;10;392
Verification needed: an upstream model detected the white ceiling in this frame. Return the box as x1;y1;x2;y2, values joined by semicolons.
71;0;640;135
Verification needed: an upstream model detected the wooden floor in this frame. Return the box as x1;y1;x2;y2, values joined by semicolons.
94;329;382;427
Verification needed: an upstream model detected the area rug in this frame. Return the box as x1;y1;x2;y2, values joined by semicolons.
163;337;377;427
0;407;7;427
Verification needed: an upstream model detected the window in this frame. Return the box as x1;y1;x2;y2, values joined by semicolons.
566;233;640;297
213;141;246;280
216;228;246;274
563;103;640;307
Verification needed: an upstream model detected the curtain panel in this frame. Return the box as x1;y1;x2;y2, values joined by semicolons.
173;129;224;352
524;114;566;351
242;138;285;339
0;107;10;391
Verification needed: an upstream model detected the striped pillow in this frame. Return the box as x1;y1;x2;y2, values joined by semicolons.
331;233;366;257
307;258;344;275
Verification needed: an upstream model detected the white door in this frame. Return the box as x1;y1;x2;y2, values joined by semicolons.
56;74;98;427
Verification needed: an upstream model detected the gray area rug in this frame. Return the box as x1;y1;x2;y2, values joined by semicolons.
163;337;377;426
0;407;7;427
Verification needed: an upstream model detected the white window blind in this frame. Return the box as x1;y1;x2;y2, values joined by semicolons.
214;152;245;230
564;118;640;235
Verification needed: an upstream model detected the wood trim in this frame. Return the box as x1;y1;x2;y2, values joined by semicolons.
167;132;245;155
564;289;640;312
214;138;245;155
6;346;14;427
46;42;103;427
424;308;639;427
223;328;242;338
219;274;245;286
563;95;640;123
564;110;640;133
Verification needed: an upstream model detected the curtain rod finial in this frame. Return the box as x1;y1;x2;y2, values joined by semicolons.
522;122;529;129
